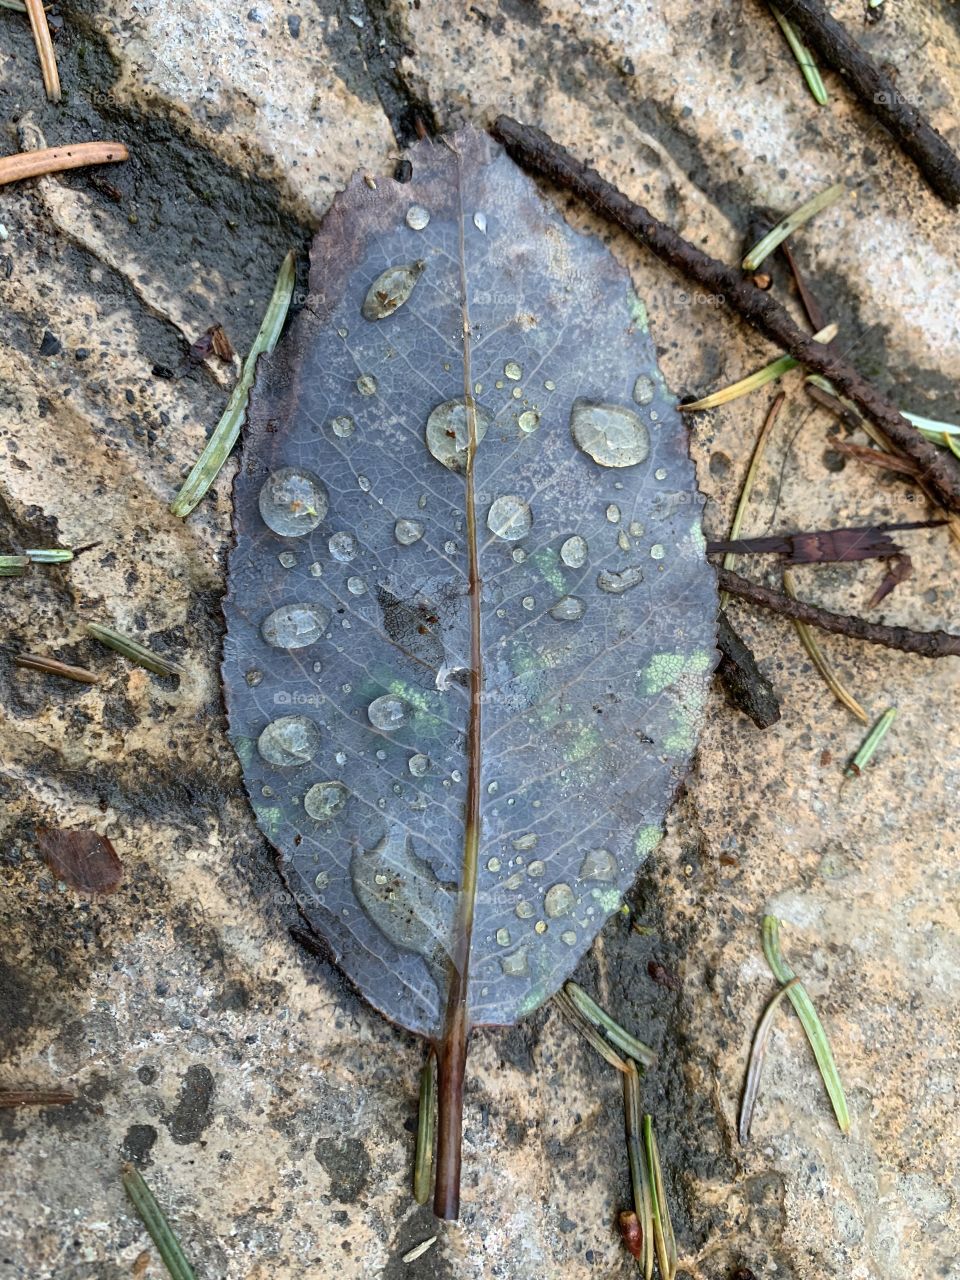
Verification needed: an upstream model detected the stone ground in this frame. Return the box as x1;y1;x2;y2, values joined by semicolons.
1;1;958;1277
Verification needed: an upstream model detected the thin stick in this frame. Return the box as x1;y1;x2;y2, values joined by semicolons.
564;982;657;1067
721;394;785;606
170;251;296;517
739;978;801;1143
490;117;960;515
844;706;896;779
0;1089;75;1107
413;1048;436;1205
86;622;182;676
15;653;99;684
782;569;868;722
770;5;829;105
0;142;129;188
718;568;960;659
742;183;843;271
771;0;960;205
121;1164;198;1280
24;0;60;103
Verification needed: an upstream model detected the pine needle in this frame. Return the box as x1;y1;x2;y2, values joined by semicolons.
782;568;869;722
24;0;60;103
563;982;656;1067
844;706;897;780
743;182;844;271
122;1164;197;1280
769;5;829;105
681;324;837;410
739;978;800;1143
413;1048;436;1205
86;622;182;676
720;393;784;607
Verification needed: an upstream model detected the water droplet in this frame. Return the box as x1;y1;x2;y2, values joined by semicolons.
367;694;410;731
406;205;430;230
655;467;667;481
487;781;499;795
504;360;522;381
504;873;523;890
329;531;358;562
337;327;348;339
496;927;511;946
257;715;321;767
315;871;329;891
549;596;585;622
560;535;588;569
633;374;655;405
522;595;535;611
517;409;540;433
618;531;630;552
394;517;424;545
570;399;650;468
650;544;665;560
511;386;523;400
606;505;621;524
304;780;348;821
502;949;529;977
515;900;535;919
579;848;617;881
512;548;526;563
361;261;424;321
278;551;296;568
347;575;367;595
628;521;644;537
473;211;487;233
358;475;371;492
560;929;577;946
408;753;429;776
331;415;355;438
544;379;556;391
512;833;538;851
425;399;492;471
544;883;576;918
444;540;457;555
309;562;323;577
487;856;502;872
356;374;377;396
486;494;533;541
261;603;329;649
245;669;263;687
650;410;659;422
258;467;327;537
313;661;322;673
451;769;462;783
597;565;643;594
534;920;547;935
335;750;347;766
527;859;545;877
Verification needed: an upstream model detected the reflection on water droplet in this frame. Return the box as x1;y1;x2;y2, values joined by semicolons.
606;505;621;523
257;715;321;766
650;544;665;560
629;521;644;537
408;753;429;776
655;467;667;481
361;261;424;321
550;596;586;622
515;900;535;919
487;856;502;872
512;833;538;851
347;576;367;595
518;409;539;433
315;871;329;891
444;540;457;555
357;374;377;396
544;379;556;391
259;467;328;537
598;565;643;594
309;562;323;577
474;211;487;233
580;848;617;881
570;399;650;467
245;669;263;686
406;205;430;230
522;596;535;611
261;603;329;649
502;949;529;977
329;531;358;561
560;535;588;569
358;475;371;492
561;929;577;946
496;927;511;946
512;548;526;563
304;780;348;821
504;361;522;381
425;399;492;471
487;494;532;541
368;694;410;731
633;374;655;405
394;518;424;545
278;551;296;568
527;859;545;877
544;883;576;917
331;415;355;438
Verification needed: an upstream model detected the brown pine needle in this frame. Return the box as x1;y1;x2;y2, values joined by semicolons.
0;141;129;188
15;653;99;684
24;0;60;103
721;392;785;607
782;569;869;722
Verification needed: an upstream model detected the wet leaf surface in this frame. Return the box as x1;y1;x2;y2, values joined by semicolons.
223;126;716;1042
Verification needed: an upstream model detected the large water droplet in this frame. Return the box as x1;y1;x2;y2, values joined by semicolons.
518;409;540;433
425;399;491;471
606;504;621;524
515;900;535;919
570;399;650;468
408;753;429;776
329;531;358;562
368;694;410;731
261;603;329;649
395;518;424;545
549;596;586;622
258;467;327;536
504;360;522;381
347;576;367;595
544;883;576;918
361;261;425;321
560;535;588;569
495;927;511;946
257;715;321;767
527;859;545;878
512;833;538;851
331;415;355;438
650;544;665;560
597;565;643;594
486;494;533;541
304;780;348;821
356;374;377;396
406;205;430;230
579;848;618;881
633;374;655;405
502;949;529;977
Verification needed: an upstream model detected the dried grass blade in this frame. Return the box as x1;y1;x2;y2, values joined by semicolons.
86;622;181;676
413;1048;436;1205
743;182;843;271
24;0;60;102
623;1062;654;1280
782;568;868;722
720;393;784;606
15;653;99;684
739;977;800;1143
642;1115;676;1280
554;990;628;1073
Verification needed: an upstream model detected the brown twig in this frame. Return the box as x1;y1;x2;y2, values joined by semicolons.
719;568;960;659
15;653;99;684
0;141;129;188
24;0;61;103
0;1089;75;1108
774;0;960;205
491;116;960;516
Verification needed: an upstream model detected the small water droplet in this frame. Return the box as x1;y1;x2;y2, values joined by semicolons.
357;475;371;492
544;883;576;918
245;669;263;686
517;409;540;433
534;920;547;935
487;494;533;541
522;595;535;610
512;833;538;851
512;547;526;563
618;530;631;551
628;521;644;537
650;410;659;422
598;566;643;594
487;856;502;872
501;949;528;977
655;467;667;481
560;929;577;946
527;859;545;877
451;768;462;783
406;205;430;230
580;848;617;881
278;551;296;568
444;540;457;555
570;399;650;468
504;360;522;381
633;374;655;405
560;535;588;569
544;379;556;391
505;873;523;890
473;211;487;233
487;781;499;795
496;927;511;946
257;715;321;767
356;374;377;396
304;780;348;821
650;544;665;560
329;531;358;562
337;327;348;339
394;517;424;546
261;603;329;649
549;596;585;622
313;662;322;674
606;505;621;524
315;871;329;891
361;261;424;321
408;753;429;776
259;467;328;537
511;386;523;400
515;900;535;919
347;576;367;595
335;750;347;766
425;399;492;471
309;562;323;577
331;415;355;438
368;695;410;731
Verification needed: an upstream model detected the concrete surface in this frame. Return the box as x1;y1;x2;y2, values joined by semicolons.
1;1;958;1277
